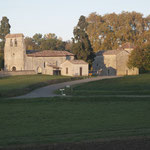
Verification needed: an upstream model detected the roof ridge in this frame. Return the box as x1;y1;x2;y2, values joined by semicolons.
6;33;24;38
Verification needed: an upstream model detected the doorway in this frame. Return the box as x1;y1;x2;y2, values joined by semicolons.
12;66;16;71
53;70;61;75
80;67;82;76
37;67;42;74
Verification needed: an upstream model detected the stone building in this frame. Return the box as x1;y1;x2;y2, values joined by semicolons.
4;33;89;76
92;43;139;76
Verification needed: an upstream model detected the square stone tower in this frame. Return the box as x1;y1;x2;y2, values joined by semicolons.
4;33;26;71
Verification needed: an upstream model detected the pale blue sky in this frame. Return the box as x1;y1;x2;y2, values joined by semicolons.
0;0;150;41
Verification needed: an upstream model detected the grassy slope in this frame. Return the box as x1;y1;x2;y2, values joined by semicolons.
0;75;76;97
71;74;150;96
0;97;150;147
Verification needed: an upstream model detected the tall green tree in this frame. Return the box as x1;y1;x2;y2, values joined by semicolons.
128;44;150;71
0;16;11;69
0;16;11;51
72;15;95;68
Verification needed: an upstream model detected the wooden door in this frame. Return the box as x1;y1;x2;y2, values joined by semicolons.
80;67;82;76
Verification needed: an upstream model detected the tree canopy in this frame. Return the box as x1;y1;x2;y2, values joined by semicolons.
128;44;150;71
0;16;11;69
86;12;150;52
72;15;95;67
25;33;66;51
0;16;11;51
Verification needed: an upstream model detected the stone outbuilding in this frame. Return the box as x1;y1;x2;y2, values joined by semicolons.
60;60;88;76
92;43;139;76
4;33;89;76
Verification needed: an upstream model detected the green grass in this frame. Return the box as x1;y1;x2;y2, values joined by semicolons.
0;75;81;98
1;74;150;148
0;97;150;147
69;74;150;96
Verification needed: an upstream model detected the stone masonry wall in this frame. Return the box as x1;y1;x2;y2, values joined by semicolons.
0;70;36;77
4;36;26;71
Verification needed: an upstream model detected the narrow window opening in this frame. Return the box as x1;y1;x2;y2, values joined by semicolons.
80;67;82;76
66;68;68;74
14;39;17;47
10;39;13;47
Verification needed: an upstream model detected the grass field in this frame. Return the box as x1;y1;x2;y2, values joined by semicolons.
0;75;80;98
69;74;150;96
0;74;150;149
0;97;150;148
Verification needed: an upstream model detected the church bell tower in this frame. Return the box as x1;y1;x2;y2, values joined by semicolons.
4;33;26;71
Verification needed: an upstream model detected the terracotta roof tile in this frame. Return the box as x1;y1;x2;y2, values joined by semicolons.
69;60;88;64
97;50;123;56
5;33;24;38
27;50;74;57
47;65;61;69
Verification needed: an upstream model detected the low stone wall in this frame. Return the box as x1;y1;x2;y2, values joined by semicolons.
0;70;36;77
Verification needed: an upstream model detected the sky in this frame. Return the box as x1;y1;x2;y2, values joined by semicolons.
0;0;150;41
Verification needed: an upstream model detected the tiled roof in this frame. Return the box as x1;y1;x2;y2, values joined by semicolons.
69;60;88;64
47;65;61;69
27;50;74;57
5;33;24;38
97;50;124;56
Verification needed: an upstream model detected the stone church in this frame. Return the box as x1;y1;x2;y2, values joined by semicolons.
92;43;139;76
4;33;89;76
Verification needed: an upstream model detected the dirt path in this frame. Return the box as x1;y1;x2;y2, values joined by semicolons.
14;76;120;99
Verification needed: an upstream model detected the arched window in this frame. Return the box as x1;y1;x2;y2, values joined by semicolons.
12;66;16;71
10;39;13;47
14;39;17;47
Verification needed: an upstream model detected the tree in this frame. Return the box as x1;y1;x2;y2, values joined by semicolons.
86;11;147;52
86;12;104;52
72;15;95;68
40;38;57;50
0;16;11;69
128;44;150;71
25;37;37;50
44;33;57;40
33;33;43;49
65;40;73;51
0;16;11;51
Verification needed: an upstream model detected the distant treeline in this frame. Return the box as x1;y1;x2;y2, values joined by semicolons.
25;33;72;51
86;11;150;52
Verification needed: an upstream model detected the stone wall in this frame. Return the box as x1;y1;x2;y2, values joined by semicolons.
61;61;89;76
116;51;139;75
73;64;89;76
93;55;117;76
0;70;36;77
25;56;68;74
93;50;139;76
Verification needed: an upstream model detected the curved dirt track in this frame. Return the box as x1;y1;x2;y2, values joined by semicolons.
15;76;120;99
